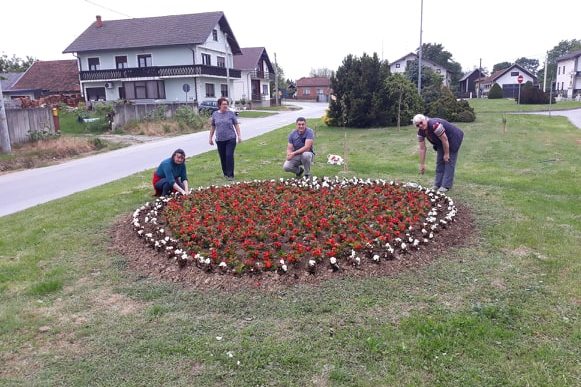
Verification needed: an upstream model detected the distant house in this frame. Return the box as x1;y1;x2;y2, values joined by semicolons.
63;12;242;103
555;49;581;98
477;64;537;98
4;60;79;100
458;69;486;98
389;52;452;87
296;77;330;101
232;47;275;104
0;72;24;100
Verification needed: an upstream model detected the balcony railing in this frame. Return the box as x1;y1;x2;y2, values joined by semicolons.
79;65;241;81
249;70;276;81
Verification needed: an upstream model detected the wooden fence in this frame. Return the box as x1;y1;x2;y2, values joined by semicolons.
6;108;55;145
112;102;197;129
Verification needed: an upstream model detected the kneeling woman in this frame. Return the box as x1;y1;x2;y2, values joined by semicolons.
152;148;190;196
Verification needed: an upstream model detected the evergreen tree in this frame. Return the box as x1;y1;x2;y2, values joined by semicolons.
488;83;503;99
327;53;390;128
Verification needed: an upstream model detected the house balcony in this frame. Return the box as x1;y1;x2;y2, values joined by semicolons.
249;70;275;81
79;65;241;81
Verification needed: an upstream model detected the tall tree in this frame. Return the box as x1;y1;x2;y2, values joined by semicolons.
405;60;443;90
327;53;391;128
417;43;462;91
0;54;36;72
515;57;539;74
492;62;513;73
309;68;334;78
383;74;423;129
537;39;581;87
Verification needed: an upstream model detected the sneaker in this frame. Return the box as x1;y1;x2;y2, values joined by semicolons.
226;176;235;181
431;185;439;191
438;187;449;193
304;174;311;179
295;166;304;178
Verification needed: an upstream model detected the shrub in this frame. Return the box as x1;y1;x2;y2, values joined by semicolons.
488;83;503;99
519;84;554;104
175;106;206;130
425;86;476;122
28;128;59;142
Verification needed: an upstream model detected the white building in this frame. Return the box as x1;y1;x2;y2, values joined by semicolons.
555;49;581;99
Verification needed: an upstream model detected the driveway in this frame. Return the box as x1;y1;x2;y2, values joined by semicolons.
519;108;581;129
0;102;327;217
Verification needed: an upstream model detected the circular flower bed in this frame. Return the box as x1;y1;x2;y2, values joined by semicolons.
132;177;457;276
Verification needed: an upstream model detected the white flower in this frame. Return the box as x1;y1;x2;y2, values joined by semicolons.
219;261;227;268
281;264;288;272
401;242;407;250
355;257;361;265
308;259;316;267
373;254;380;262
330;257;337;265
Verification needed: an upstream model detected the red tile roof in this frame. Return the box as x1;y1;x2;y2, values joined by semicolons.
296;77;330;87
10;60;80;93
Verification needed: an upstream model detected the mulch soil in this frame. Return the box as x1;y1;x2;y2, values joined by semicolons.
109;203;477;293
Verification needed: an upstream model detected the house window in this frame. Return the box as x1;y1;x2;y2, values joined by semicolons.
262;85;268;95
511;71;519;76
217;56;226;68
221;84;228;97
115;56;128;69
562;82;565;90
202;54;211;66
137;54;152;67
563;65;566;73
213;29;218;41
303;88;311;96
123;80;165;100
88;57;100;71
558;67;561;75
205;83;215;97
395;63;400;68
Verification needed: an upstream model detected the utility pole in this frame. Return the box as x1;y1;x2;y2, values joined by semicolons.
417;0;424;94
0;80;12;153
543;52;548;92
274;52;279;106
478;58;482;98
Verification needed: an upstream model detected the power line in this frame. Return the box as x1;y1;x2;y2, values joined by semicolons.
83;0;133;18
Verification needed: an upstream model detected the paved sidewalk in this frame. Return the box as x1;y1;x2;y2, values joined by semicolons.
0;102;327;217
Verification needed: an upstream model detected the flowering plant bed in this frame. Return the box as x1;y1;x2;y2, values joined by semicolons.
131;177;458;276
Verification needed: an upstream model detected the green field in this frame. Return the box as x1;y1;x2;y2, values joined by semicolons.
0;100;579;386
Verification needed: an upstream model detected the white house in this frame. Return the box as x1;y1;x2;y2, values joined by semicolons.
389;52;451;86
63;12;242;104
477;64;537;98
232;47;275;104
555;49;581;99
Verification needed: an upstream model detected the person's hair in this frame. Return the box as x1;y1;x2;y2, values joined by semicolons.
172;148;186;159
412;114;426;125
296;117;306;123
217;97;228;107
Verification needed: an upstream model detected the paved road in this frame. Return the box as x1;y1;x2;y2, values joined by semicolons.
0;102;327;217
519;108;581;129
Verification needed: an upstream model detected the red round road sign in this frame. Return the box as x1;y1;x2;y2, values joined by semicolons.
517;75;524;84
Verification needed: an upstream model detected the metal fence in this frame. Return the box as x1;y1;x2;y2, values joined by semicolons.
5;108;55;145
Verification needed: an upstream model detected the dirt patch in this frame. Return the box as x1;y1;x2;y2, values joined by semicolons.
110;203;476;293
97;134;164;145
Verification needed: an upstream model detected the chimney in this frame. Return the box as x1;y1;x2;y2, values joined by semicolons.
96;15;103;28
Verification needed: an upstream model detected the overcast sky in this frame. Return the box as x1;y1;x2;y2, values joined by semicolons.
2;0;580;79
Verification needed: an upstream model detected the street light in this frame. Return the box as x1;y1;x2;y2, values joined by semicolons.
418;0;423;94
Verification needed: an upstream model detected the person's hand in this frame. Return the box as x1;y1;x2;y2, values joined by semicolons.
443;154;450;163
237;136;242;143
286;151;294;161
419;163;425;175
209;137;214;146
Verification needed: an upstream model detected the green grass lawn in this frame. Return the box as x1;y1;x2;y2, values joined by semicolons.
0;102;579;385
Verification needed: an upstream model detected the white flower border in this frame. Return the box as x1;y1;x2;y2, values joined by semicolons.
131;176;458;275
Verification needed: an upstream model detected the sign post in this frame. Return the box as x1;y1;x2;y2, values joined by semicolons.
517;75;524;105
182;83;191;103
